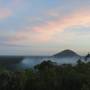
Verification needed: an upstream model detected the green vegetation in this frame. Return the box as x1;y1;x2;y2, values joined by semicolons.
0;59;90;90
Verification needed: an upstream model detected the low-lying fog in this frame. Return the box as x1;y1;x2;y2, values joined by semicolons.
9;56;88;70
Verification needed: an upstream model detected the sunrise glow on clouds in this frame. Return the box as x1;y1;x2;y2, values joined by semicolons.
0;8;12;19
10;9;90;44
0;0;90;55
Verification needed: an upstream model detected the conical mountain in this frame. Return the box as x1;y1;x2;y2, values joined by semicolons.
53;49;79;58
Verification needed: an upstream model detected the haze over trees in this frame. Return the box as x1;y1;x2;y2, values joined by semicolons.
0;59;90;90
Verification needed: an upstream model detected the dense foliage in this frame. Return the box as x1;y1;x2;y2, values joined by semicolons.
0;60;90;90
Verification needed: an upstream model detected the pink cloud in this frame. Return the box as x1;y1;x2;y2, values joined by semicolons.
0;8;12;19
13;0;23;4
9;9;90;45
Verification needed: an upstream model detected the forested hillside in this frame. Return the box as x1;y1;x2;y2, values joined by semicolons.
0;59;90;90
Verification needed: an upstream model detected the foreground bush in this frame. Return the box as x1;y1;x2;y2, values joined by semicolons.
0;60;90;90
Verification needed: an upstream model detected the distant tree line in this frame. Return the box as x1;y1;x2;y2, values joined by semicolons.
0;59;90;90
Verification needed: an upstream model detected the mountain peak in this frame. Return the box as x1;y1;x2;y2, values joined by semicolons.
53;49;79;58
61;49;74;53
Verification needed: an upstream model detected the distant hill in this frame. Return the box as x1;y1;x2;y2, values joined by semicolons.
53;49;80;58
0;56;24;64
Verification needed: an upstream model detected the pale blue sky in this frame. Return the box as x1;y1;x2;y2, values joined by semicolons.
0;0;90;55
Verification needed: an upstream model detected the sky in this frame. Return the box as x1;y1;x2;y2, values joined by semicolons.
0;0;90;56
